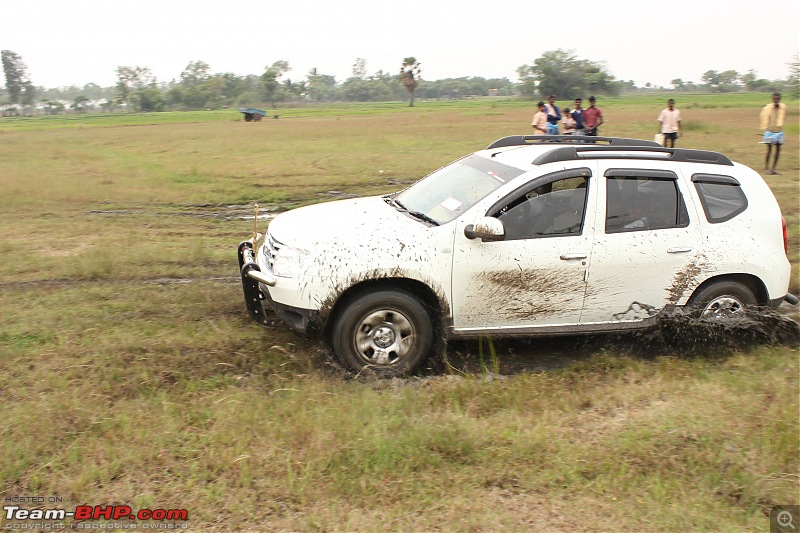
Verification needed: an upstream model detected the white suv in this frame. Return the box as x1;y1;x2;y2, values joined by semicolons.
238;136;796;376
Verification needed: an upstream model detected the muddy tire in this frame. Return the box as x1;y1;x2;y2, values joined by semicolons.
687;281;757;320
331;290;433;377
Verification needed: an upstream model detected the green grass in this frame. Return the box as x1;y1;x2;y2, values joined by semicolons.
597;92;776;109
0;96;798;531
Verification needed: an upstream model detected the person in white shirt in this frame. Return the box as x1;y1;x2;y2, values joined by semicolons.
657;99;682;148
531;101;548;135
562;107;576;134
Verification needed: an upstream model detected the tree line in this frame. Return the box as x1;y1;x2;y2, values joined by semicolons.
2;49;798;115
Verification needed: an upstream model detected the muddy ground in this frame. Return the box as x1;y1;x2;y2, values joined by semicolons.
84;203;800;378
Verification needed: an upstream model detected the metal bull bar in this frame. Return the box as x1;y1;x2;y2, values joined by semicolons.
237;205;277;327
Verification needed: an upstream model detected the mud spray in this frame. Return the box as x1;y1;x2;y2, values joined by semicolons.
422;308;799;377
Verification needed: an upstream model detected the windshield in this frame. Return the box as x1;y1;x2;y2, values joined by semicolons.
392;154;525;224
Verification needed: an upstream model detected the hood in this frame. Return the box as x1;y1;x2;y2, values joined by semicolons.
267;196;427;249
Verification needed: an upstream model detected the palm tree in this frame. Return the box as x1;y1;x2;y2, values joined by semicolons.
399;57;421;107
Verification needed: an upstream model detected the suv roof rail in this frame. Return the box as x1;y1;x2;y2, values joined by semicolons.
486;135;660;150
531;145;734;166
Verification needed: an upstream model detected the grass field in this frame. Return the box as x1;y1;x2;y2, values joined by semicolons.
1;96;798;531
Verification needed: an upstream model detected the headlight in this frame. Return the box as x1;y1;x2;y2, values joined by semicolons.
271;244;309;278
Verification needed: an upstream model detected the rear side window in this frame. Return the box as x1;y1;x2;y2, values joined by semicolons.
605;170;689;233
692;173;748;223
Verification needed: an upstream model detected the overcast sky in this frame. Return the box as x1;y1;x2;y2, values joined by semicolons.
3;0;798;90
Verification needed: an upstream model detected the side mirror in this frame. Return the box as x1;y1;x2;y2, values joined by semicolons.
464;217;505;241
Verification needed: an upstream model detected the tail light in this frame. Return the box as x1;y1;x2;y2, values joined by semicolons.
783;216;788;255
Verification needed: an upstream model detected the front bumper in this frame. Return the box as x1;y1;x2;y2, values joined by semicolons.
237;239;322;335
237;239;275;328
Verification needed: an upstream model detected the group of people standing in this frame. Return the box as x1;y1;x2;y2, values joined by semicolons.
531;92;786;176
531;95;604;136
532;95;680;144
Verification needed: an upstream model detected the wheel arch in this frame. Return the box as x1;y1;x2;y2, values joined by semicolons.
323;277;446;341
689;273;769;306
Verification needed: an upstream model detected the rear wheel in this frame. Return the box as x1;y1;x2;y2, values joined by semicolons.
331;290;433;377
688;281;757;320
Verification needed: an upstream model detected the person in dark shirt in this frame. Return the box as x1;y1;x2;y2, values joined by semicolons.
571;98;585;135
544;95;562;135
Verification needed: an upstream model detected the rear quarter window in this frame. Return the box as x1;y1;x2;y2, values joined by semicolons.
692;173;748;223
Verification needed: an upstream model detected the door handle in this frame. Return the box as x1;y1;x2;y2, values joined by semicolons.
667;246;692;253
560;253;588;260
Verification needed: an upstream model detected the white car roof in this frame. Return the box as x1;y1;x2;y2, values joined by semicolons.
474;136;736;172
474;144;561;171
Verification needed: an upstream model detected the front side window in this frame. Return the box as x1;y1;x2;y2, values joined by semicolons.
392;154;524;225
605;171;688;233
494;174;589;241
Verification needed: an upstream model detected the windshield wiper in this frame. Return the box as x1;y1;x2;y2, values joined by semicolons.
406;210;440;226
384;196;407;211
385;196;438;225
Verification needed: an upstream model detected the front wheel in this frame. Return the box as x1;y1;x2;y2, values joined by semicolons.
687;281;757;320
331;290;434;376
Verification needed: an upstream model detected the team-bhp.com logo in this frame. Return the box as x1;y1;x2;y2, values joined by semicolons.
3;502;189;529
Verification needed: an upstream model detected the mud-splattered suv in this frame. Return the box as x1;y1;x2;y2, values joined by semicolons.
238;135;797;376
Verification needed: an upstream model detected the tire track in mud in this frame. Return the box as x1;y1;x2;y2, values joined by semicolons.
81;193;364;221
0;275;240;291
84;204;280;221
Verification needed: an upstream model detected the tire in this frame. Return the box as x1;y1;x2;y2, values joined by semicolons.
687;281;757;320
331;290;434;376
244;113;253;122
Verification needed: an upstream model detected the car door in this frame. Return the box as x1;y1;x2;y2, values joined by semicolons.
579;163;704;324
451;167;595;332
